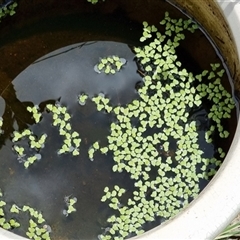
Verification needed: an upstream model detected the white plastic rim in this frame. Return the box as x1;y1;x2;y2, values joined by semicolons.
0;1;240;240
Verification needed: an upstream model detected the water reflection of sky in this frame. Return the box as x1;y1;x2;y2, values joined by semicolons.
0;41;142;239
13;41;142;106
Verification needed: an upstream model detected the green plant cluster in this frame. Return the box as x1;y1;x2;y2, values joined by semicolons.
194;65;235;141
101;185;126;208
94;56;127;75
1;7;236;240
78;93;88;106
63;195;77;217
23;206;51;240
88;141;99;161
0;190;21;230
46;103;81;156
0;2;17;22
12;102;83;169
0;189;51;239
12;129;46;169
92;93;113;113
27;105;42;123
87;0;105;5
84;12;235;240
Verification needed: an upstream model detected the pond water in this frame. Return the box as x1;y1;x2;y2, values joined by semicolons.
0;0;238;239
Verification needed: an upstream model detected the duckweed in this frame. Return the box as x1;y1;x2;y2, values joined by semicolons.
94;12;236;240
78;93;88;106
0;2;18;22
94;55;127;75
87;0;102;4
46;103;81;156
12;129;46;168
1;8;236;240
0;189;51;239
27;105;42;123
63;195;77;217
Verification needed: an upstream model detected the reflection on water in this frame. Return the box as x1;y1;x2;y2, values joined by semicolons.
0;41;141;239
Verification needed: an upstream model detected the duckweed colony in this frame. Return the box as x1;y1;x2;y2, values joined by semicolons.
0;2;238;240
0;1;17;22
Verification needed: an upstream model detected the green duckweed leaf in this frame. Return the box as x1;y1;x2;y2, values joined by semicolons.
69;198;77;205
42;232;50;240
100;147;108;154
67;205;76;213
0;200;6;208
3;222;11;229
0;209;4;216
73;148;80;156
10;204;20;214
93;142;99;149
24;161;30;169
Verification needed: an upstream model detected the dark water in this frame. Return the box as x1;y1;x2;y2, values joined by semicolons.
0;41;142;239
0;0;238;239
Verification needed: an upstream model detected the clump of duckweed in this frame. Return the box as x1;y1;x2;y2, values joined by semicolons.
101;185;126;207
27;105;42;123
94;56;127;75
92;93;113;113
0;189;20;230
0;189;51;239
1;9;236;240
0;1;18;22
23;206;51;240
78;93;88;106
46;103;81;156
12;101;82;169
87;0;103;4
12;129;46;169
88;141;100;161
10;104;47;168
89;12;236;240
63;195;78;217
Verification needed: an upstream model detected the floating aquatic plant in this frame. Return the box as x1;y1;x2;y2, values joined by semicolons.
0;190;51;239
87;0;105;4
0;197;11;229
0;1;18;22
27;105;42;123
12;128;45;168
78;93;88;106
94;55;127;75
1;8;235;240
22;205;51;240
87;141;102;161
12;101;82;168
94;12;235;240
101;185;126;203
23;154;42;169
46;103;81;156
63;195;77;217
92;93;113;113
10;204;21;214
